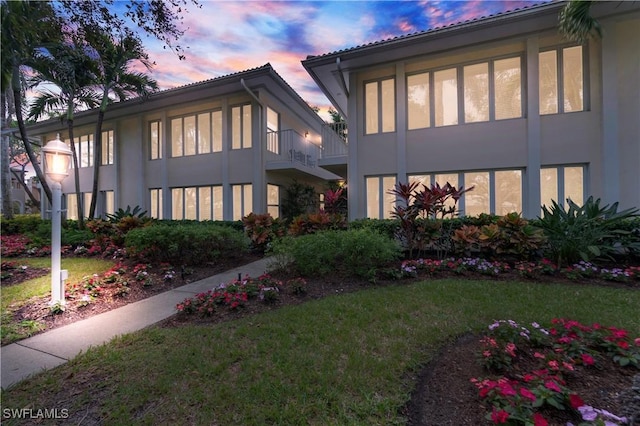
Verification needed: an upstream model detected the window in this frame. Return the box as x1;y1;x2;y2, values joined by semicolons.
232;104;252;149
266;108;279;154
463;63;489;123
540;165;584;211
171;111;222;157
267;184;280;218
434;68;458;126
409;169;521;216
539;46;584;115
66;193;78;220
150;188;163;219
232;183;252;220
464;172;490;217
495;170;522;215
407;72;430;130
408;56;522;129
101;130;114;165
366;175;396;219
494;57;522;120
104;190;115;216
171;186;223;220
150;121;162;160
66;135;93;168
365;78;395;134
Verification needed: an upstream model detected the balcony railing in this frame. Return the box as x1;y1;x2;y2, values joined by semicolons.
321;122;348;158
267;129;320;167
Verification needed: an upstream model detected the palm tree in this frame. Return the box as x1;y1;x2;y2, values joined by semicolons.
28;40;101;228
559;0;601;44
85;30;158;219
1;0;61;206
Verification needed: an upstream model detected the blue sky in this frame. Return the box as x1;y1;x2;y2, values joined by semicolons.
143;0;547;118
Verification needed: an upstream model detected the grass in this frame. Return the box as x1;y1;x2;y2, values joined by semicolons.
1;278;638;425
1;257;114;344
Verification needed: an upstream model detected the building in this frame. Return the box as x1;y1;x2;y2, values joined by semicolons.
27;2;639;222
302;1;640;220
27;64;347;221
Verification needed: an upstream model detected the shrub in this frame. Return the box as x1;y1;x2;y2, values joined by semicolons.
269;229;401;280
125;222;249;265
348;218;398;240
242;213;286;251
536;197;639;266
0;214;43;235
288;211;347;236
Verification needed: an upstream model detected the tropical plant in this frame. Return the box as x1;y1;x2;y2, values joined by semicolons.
105;205;147;223
288;211;347;236
389;181;473;258
242;212;285;251
559;0;601;44
28;39;101;229
84;29;158;219
281;180;318;222
537;197;639;266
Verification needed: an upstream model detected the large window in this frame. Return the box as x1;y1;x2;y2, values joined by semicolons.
66;193;78;220
366;175;396;219
232;105;252;149
171;111;222;157
101;130;114;165
104;190;115;216
493;57;522;120
434;68;458;126
171;186;223;220
408;56;522;129
540;165;584;211
65;135;93;168
365;78;395;134
150;188;163;219
539;46;584;115
232;183;252;220
150;121;162;160
409;169;522;216
267;184;280;218
266;108;279;154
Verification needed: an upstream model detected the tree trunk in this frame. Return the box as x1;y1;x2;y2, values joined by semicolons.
11;66;52;205
1;91;14;218
88;109;104;220
67;119;84;229
10;169;39;206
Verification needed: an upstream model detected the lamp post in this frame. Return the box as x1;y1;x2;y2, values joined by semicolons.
42;135;72;306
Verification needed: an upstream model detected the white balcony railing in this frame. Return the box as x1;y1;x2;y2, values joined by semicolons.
267;129;320;167
321;122;348;158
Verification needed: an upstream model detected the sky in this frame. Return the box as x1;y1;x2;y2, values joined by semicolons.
138;0;547;119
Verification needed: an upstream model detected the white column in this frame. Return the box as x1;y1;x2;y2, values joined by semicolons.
50;182;64;305
525;37;542;219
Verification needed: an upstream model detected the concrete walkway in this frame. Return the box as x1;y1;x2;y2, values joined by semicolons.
1;257;271;390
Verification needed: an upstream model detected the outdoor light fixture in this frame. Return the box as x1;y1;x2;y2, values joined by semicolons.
42;135;72;306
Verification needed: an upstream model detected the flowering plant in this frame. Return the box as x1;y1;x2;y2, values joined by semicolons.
472;318;638;425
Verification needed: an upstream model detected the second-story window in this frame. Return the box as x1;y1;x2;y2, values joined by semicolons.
150;121;162;160
232;104;252;149
365;78;395;134
266;107;279;154
170;110;222;157
101;130;114;165
539;45;584;115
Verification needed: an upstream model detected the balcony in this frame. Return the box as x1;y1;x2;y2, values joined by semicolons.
266;127;346;180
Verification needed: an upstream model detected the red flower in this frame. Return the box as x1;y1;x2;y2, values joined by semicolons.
569;393;584;409
520;387;536;402
533;413;548;426
581;353;595;366
491;408;509;424
544;380;561;392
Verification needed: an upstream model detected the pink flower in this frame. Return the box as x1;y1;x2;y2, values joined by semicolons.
545;380;561;392
491;408;509;424
533;413;548;426
534;352;546;359
581;353;595;366
520;387;536;402
505;342;517;357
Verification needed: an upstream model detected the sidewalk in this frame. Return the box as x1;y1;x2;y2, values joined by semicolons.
1;257;271;390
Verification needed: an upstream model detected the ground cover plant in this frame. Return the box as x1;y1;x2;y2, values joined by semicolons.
1;274;638;425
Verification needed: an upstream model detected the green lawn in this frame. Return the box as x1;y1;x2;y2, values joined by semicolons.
1;257;114;344
1;278;638;425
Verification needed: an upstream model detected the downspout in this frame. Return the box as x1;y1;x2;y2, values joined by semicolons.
336;57;349;98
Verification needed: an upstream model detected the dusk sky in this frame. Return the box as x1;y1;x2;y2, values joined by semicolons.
142;0;548;119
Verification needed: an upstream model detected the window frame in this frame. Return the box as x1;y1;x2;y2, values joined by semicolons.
539;44;586;115
100;130;115;165
231;104;252;149
364;77;396;135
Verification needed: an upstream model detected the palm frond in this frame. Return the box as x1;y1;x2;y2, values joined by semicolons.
559;0;602;43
